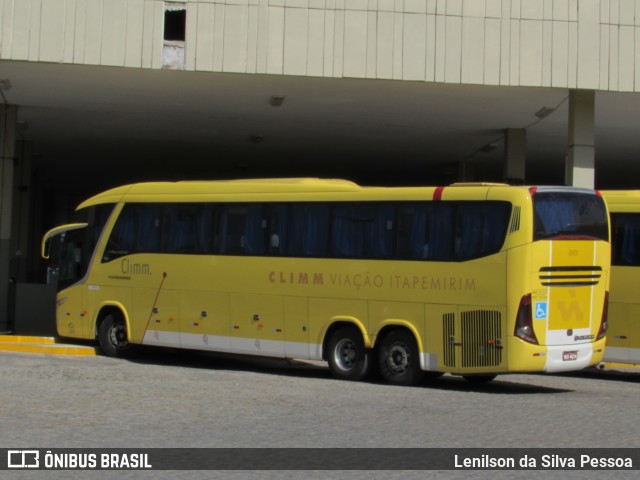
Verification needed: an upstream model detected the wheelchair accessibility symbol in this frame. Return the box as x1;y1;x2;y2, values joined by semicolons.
535;302;548;320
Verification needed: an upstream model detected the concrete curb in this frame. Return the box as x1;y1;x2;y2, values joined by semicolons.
0;335;99;356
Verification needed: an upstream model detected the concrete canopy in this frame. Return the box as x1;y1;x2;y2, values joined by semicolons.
2;59;640;199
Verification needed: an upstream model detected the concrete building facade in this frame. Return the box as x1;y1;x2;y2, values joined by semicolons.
1;0;640;333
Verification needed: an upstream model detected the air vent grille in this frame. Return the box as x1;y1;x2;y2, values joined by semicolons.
461;310;502;368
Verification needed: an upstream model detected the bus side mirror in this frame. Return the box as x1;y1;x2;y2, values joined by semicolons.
41;223;88;259
42;237;52;260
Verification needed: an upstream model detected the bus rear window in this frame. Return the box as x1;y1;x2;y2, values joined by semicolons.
533;192;609;242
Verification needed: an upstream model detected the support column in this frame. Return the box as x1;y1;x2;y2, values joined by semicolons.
566;90;595;188
504;128;526;184
13;141;32;283
0;104;17;332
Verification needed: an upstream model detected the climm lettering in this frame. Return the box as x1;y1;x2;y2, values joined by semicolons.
269;271;324;285
121;259;151;275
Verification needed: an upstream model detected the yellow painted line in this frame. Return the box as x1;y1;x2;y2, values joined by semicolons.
0;343;98;356
0;335;56;344
0;335;98;356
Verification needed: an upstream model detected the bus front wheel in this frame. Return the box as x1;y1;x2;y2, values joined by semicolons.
327;326;372;381
98;313;132;357
378;330;424;386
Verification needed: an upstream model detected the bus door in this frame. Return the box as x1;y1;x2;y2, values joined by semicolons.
608;263;640;363
283;296;310;359
42;223;90;338
605;297;632;363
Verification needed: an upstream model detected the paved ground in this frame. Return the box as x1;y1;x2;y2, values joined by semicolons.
1;347;639;479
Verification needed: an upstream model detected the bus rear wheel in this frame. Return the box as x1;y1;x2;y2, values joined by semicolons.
327;326;372;381
98;312;132;358
378;330;424;386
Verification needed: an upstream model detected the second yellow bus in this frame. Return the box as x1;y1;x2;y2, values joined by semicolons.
601;190;640;366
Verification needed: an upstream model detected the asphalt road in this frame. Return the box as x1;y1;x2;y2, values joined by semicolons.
1;348;639;480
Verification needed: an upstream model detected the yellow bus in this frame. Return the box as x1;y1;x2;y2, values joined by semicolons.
42;179;610;385
601;190;640;365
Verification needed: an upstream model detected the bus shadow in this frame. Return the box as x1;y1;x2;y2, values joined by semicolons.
122;345;334;379
121;346;572;393
413;375;572;394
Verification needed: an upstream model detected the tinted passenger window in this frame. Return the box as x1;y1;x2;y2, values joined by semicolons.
455;203;511;260
102;200;511;262
331;205;395;258
286;204;330;256
611;213;640;266
218;204;267;255
103;204;161;261
396;202;508;261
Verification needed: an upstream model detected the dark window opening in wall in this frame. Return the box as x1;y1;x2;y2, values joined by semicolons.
164;9;186;41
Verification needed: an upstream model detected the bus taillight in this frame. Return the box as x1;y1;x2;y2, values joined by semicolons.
514;294;538;344
596;291;609;341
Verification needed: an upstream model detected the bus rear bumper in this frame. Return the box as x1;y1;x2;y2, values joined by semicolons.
543;341;605;373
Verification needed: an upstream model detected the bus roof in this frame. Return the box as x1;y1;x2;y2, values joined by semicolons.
601;190;640;201
75;178;598;210
77;178;364;208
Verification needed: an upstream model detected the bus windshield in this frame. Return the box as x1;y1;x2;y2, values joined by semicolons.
533;191;609;241
43;203;115;290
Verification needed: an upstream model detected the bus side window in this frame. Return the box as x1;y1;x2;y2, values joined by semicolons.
613;214;640;266
243;204;267;255
456;204;485;260
396;205;423;259
103;205;136;261
288;204;329;257
455;202;510;261
162;205;198;254
363;205;395;258
332;205;363;257
136;205;162;253
270;204;289;255
331;204;395;259
425;203;454;261
219;205;246;255
196;206;216;254
103;204;161;262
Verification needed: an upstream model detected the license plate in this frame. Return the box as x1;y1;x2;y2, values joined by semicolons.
562;351;578;361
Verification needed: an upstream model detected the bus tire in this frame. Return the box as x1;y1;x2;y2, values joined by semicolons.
378;330;424;386
98;312;132;358
327;326;372;381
